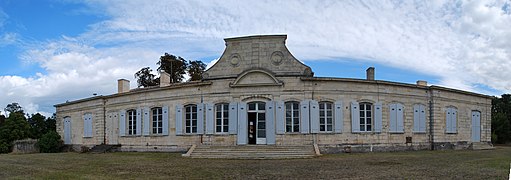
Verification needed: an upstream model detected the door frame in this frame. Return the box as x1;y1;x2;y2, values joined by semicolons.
247;101;266;145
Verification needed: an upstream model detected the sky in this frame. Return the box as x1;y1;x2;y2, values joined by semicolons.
0;0;510;117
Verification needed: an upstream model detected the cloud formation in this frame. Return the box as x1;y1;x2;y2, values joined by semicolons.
1;0;510;115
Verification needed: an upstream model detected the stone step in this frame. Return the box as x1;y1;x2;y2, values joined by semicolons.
188;145;317;159
472;142;494;150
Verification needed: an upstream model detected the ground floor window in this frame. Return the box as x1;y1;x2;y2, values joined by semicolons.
285;101;300;132
215;103;229;133
152;107;162;134
127;109;137;135
185;104;197;133
319;101;333;132
359;103;372;132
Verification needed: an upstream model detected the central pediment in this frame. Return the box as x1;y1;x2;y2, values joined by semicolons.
230;69;283;87
203;35;313;80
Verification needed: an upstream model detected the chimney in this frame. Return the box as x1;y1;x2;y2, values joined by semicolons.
366;67;375;80
117;79;130;93
416;80;428;86
160;71;171;87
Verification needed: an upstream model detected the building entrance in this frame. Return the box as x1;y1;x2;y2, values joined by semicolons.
247;102;266;144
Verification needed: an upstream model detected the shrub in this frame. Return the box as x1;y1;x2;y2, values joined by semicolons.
38;131;62;153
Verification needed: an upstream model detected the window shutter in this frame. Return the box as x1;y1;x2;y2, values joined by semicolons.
413;104;420;132
396;104;404;133
451;109;457;133
83;114;88;137
310;100;319;133
275;101;285;134
374;102;382;133
334;101;343;133
228;102;238;134
197;103;204;134
389;104;397;132
162;106;169;135
446;108;452;133
119;110;126;137
472;111;481;142
175;105;183;135
237;102;247;145
64;117;71;144
351;101;360;133
143;107;150;135
205;103;214;135
419;105;426;132
300;100;310;134
265;101;276;145
136;108;142;135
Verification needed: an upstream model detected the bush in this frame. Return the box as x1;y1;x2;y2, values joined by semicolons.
38;131;62;153
0;140;11;153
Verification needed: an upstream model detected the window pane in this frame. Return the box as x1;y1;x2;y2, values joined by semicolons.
367;125;372;131
320;126;325;131
327;125;332;131
367;118;371;124
367;111;371;118
192;120;197;126
293;125;299;132
258;102;265;109
360;105;365;110
249;103;256;110
366;105;371;110
360;125;365;131
216;126;221;132
258;113;265;120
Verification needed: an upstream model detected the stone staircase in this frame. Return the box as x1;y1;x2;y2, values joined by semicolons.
89;144;121;153
472;142;495;150
185;145;318;159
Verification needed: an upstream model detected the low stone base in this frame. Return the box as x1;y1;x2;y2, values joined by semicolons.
319;143;431;153
118;145;187;152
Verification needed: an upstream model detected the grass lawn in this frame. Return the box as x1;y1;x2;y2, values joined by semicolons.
1;146;510;179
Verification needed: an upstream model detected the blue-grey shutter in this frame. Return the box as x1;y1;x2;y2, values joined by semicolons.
374;102;382;133
351;101;360;133
162;106;169;135
413;104;420;132
136;108;142;135
205;103;214;135
87;114;92;137
175;105;183;135
119;110;126;136
275;101;285;134
83;114;88;137
396;103;404;133
419;105;426;132
389;104;397;132
237;102;247;145
451;109;457;133
334;101;343;133
197;103;204;134
472;111;481;142
265;101;276;145
143;107;150;135
300;100;310;134
228;102;238;134
446;108;452;133
310;100;320;133
64;117;71;144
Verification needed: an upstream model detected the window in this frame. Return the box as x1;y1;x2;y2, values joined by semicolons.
359;103;372;132
127;109;137;135
215;103;229;133
446;107;457;133
185;104;198;133
285;101;300;132
319;101;333;132
152;107;163;134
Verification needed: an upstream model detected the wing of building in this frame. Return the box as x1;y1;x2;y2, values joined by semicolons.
54;35;493;153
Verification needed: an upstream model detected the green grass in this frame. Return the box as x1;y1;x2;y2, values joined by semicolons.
1;146;510;179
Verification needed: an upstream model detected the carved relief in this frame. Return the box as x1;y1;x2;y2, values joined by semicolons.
230;53;241;67
271;51;284;65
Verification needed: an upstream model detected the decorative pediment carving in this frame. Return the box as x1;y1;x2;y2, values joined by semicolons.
230;69;283;87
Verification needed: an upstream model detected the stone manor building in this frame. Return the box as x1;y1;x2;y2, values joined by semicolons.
55;35;492;154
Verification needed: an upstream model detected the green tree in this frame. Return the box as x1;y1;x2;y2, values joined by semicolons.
4;102;23;115
28;113;47;139
157;53;187;84
187;60;206;81
0;113;5;127
0;112;31;153
492;94;511;144
38;131;62;153
45;114;57;133
134;67;159;87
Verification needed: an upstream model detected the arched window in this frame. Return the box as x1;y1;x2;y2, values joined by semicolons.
215;103;229;133
151;107;163;134
127;109;137;135
319;101;333;132
285;101;300;132
359;102;373;132
185;104;198;133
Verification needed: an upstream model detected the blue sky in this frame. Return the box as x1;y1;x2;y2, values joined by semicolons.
0;0;510;116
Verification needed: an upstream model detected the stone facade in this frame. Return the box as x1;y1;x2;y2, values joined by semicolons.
54;35;492;153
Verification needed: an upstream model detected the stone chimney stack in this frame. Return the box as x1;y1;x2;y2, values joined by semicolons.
416;80;428;86
160;71;171;87
117;79;130;93
366;67;375;80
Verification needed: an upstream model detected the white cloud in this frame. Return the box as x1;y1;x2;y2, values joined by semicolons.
2;0;511;115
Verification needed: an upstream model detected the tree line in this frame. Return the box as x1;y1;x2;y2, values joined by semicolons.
134;53;206;87
492;94;511;144
0;103;60;153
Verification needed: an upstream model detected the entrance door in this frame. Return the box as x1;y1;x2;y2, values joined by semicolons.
471;111;481;142
107;113;119;144
247;102;266;144
63;117;72;144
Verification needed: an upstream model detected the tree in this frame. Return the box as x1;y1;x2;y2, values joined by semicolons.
38;131;62;153
28;113;47;139
5;102;23;115
157;53;187;84
187;60;206;81
0;113;5;127
492;94;511;144
0;112;31;153
45;114;57;133
134;67;159;87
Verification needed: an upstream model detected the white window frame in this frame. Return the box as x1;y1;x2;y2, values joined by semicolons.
319;101;333;132
185;104;198;134
215;103;229;133
151;107;163;134
359;103;373;132
285;101;300;133
127;109;137;135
